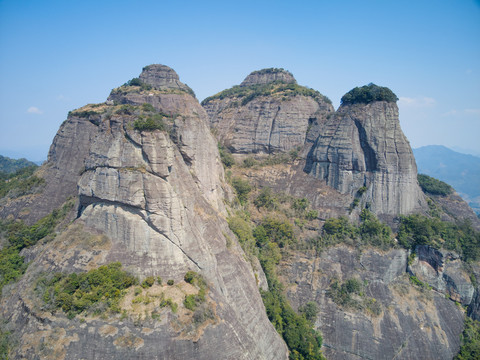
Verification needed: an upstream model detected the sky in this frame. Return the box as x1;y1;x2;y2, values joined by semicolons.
0;0;479;162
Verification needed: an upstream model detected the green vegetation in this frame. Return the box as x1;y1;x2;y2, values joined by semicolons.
123;77;153;91
340;83;398;105
0;328;10;360
133;114;166;131
327;278;381;316
417;174;453;196
201;81;331;107
398;214;480;261
409;275;431;290
228;208;325;359
141;276;155;288
218;144;235;168
0;165;45;199
231;177;252;205
0;155;37;174
455;317;480;360
249;68;293;77
37;262;137;318
298;302;319;323
71;110;99;118
0;200;74;294
316;210;394;251
167;279;174;286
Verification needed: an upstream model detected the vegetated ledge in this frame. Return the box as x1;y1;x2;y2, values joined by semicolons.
201;81;332;107
340;83;398;105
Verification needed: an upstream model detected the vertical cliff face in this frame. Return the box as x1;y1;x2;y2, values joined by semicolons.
0;113;98;224
282;246;464;360
306;98;427;217
202;68;334;154
2;65;288;360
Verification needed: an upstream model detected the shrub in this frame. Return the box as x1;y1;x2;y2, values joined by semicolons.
167;279;174;286
141;103;156;112
126;78;143;87
417;174;453;196
141;276;155;288
299;301;319;323
341;83;398;105
0;201;74;294
231;177;252;205
258;217;295;248
218;144;235;168
38;262;137;317
133;114;165;131
455;317;480;360
0;165;45;199
254;187;278;210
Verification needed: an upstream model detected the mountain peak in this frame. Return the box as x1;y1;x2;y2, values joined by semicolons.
240;68;296;87
139;64;191;92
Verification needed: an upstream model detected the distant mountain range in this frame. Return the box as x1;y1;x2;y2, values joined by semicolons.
414;145;480;214
0;155;38;174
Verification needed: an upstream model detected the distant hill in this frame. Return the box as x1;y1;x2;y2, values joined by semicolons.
413;145;480;214
0;155;38;174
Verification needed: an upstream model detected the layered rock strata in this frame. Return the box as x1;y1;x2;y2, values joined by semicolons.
202;69;334;154
2;65;288;360
282;245;464;360
305;100;427;217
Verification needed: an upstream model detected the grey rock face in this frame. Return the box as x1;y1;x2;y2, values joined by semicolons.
409;245;475;305
203;70;334;155
281;245;464;360
240;68;296;87
139;64;193;93
2;65;288;360
305;101;427;217
0;113;99;224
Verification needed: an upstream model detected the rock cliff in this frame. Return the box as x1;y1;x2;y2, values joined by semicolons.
202;68;334;154
1;65;288;359
2;66;479;360
305;92;427;218
282;245;464;360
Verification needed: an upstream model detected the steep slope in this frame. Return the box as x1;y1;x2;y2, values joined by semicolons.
282;245;464;360
305;85;427;218
0;111;99;224
202;68;334;154
1;65;288;359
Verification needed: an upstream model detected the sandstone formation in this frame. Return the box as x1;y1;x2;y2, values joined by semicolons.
239;68;297;87
2;65;479;360
282;245;464;360
305;98;427;218
408;245;475;305
1;65;288;360
202;68;334;154
138;64;194;94
0;112;99;224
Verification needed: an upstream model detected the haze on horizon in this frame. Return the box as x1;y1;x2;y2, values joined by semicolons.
1;0;479;161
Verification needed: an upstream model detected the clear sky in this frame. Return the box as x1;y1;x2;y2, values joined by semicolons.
1;0;479;161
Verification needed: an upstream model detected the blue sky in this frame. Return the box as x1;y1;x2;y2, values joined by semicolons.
1;0;479;161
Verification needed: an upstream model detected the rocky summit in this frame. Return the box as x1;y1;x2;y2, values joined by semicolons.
305;94;426;218
1;64;480;360
202;68;334;154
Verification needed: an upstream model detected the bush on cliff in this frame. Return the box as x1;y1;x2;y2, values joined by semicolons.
38;262;137;318
417;174;453;196
340;83;398;105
